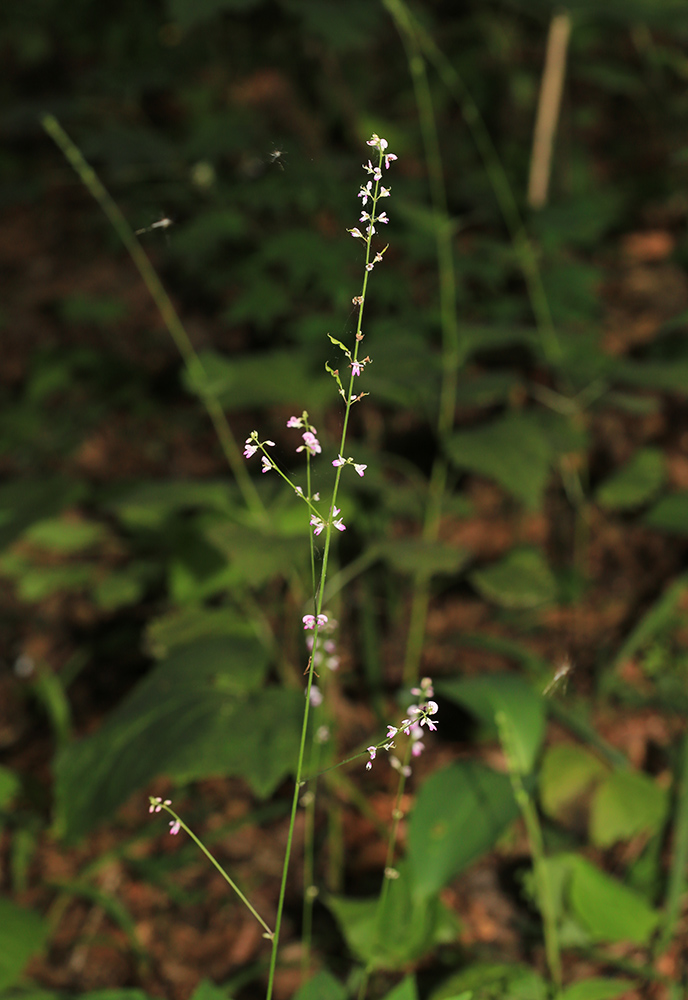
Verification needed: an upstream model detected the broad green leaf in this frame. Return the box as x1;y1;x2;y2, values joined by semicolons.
0;558;97;601
381;977;418;1000
190;980;233;1000
446;413;552;509
595;448;665;509
94;565;151;611
0;765;20;809
407;761;518;899
379;539;470;576
293;970;347;1000
539;745;606;819
54;637;300;841
567;855;659;944
439;674;545;774
0;478;86;551
22;517;106;552
327;865;457;970
183;348;329;411
612;358;688;394
470;548;557;609
0;896;48;990
107;480;235;530
590;770;667;847
430;964;546;1000
559;978;634;1000
644;494;688;534
145;606;255;658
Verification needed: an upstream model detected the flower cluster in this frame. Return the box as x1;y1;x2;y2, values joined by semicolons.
332;454;367;477
149;796;181;835
365;677;438;772
306;614;339;671
348;133;396;273
244;432;275;474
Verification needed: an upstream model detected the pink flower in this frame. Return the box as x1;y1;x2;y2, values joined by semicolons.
149;797;171;813
261;456;272;473
287;416;303;428
309;685;323;707
366;746;377;770
348;227;365;240
354;463;367;477
310;514;325;536
169;819;181;835
332;455;346;468
384;153;397;169
332;508;346;532
303;613;328;630
351;361;362;376
244;439;258;458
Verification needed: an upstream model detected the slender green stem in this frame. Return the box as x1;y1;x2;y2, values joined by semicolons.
41;114;267;525
383;0;562;367
265;141;390;1000
383;11;460;686
497;713;562;988
150;801;273;940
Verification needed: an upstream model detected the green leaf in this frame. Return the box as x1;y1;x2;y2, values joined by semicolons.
0;478;86;551
189;980;233;1000
429;964;546;1000
539;745;606;819
407;761;518;899
567;855;659;944
145;606;255;658
327;865;457;970
644;494;688;534
108;480;236;530
293;970;347;1000
23;517;107;552
183;348;329;411
595;448;665;509
470;547;557;609
612;358;688;394
590;770;667;847
439;674;545;774
0;896;48;990
0;765;21;810
446;413;552;509
379;538;470;576
54;637;300;841
559;978;634;1000
381;977;418;1000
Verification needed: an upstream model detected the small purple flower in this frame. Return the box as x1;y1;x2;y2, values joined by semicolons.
310;514;325;536
244;439;258;458
384;153;397;169
348;227;365;240
354;463;367;477
261;456;272;473
358;181;373;205
379;186;390;198
333;455;346;468
366;746;377;770
332;508;346;532
303;613;328;630
149;797;171;813
376;212;389;224
351;361;362;377
287;416;303;428
169;819;181;836
301;431;321;456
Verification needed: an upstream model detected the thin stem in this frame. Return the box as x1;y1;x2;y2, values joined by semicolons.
265;140;390;1000
150;802;273;940
41;114;267;525
383;0;562;366
497;713;562;988
527;11;572;210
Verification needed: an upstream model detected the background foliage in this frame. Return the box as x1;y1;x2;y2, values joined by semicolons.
2;0;688;998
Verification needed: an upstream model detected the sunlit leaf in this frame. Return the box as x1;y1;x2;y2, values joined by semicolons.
0;897;48;990
590;770;667;847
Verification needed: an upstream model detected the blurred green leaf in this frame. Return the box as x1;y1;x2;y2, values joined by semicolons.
539;744;606;819
566;854;659;944
644;494;688;533
327;864;457;970
429;964;546;1000
0;896;48;990
54;636;299;841
595;448;665;509
0;479;86;551
470;547;557;609
407;761;518;899
23;517;107;552
379;539;470;576
293;970;347;1000
559;980;633;1000
439;674;545;774
0;766;20;810
446;414;552;509
590;770;667;847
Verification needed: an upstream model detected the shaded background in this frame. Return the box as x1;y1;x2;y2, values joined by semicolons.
2;1;688;998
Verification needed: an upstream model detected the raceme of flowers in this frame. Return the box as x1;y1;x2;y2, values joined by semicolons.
365;677;438;775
